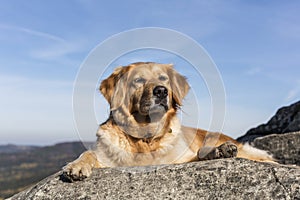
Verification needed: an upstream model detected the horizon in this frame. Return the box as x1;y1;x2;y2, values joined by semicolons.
1;1;300;145
2;99;299;147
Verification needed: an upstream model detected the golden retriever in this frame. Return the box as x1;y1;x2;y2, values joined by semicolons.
63;62;273;181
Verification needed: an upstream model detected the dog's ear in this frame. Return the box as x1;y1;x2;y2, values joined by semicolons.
167;64;190;106
100;66;131;109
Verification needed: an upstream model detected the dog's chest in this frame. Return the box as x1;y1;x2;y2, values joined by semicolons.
95;129;195;167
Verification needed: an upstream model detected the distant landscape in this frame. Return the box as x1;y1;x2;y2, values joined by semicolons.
2;101;300;199
0;142;90;199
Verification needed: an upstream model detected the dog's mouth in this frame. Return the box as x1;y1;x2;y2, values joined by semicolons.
142;99;168;113
150;102;168;114
132;99;169;123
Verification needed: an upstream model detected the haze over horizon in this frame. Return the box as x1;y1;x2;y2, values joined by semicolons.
1;1;300;145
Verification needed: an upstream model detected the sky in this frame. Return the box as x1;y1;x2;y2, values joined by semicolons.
0;0;300;145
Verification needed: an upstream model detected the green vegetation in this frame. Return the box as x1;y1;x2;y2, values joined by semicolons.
0;142;88;199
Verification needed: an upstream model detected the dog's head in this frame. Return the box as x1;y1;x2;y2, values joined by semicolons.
100;62;189;138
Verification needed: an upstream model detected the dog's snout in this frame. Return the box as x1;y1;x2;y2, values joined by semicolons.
153;86;168;99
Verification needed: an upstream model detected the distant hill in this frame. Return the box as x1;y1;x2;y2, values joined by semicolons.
0;141;92;199
237;100;300;142
0;144;39;153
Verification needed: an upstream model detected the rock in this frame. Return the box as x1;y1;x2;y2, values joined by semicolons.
237;100;300;142
253;131;300;166
8;159;300;200
236;100;300;166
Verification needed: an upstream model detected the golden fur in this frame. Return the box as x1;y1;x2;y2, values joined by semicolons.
63;62;274;180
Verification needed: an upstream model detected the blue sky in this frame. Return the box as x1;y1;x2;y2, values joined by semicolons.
0;0;300;145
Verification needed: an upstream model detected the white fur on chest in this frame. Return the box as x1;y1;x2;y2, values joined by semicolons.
95;119;195;167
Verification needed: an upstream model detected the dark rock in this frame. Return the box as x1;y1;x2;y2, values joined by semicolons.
237;100;300;142
253;131;300;166
8;159;300;200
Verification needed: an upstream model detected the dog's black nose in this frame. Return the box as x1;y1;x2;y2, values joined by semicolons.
153;86;168;99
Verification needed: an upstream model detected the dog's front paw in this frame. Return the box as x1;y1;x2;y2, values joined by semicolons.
62;161;93;182
198;141;238;161
217;141;238;158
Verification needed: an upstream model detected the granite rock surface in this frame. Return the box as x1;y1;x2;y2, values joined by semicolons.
8;159;300;200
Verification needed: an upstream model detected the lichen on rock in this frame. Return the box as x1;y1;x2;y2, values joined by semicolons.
8;159;300;200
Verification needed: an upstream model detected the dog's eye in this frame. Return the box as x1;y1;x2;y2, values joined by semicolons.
134;77;146;84
158;75;168;81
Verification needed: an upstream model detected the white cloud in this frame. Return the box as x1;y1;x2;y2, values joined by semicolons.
275;20;300;40
245;67;262;76
0;24;65;43
285;81;300;102
29;41;85;60
286;89;298;102
0;23;88;64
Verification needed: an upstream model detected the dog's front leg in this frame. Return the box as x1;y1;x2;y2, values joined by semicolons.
62;150;103;181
